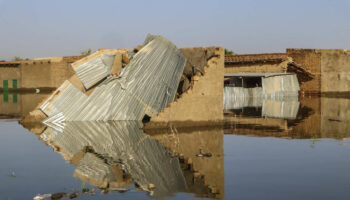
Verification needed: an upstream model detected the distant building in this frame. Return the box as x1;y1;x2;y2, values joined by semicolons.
0;56;85;91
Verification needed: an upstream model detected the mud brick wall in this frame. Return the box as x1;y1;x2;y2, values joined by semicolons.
19;56;83;89
0;66;20;88
225;62;288;74
319;50;350;93
224;53;289;74
150;47;225;123
287;49;350;94
287;49;322;94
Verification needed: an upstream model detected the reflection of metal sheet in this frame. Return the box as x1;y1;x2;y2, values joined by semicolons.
42;121;187;198
41;35;186;122
262;98;300;119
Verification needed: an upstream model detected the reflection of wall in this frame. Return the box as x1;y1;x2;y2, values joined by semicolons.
0;93;48;117
320;98;350;138
290;97;321;137
149;127;225;199
227;97;350;139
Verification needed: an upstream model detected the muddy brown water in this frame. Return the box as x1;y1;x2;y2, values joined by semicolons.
1;93;350;199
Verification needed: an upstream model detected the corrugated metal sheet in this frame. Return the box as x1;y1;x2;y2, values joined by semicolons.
41;35;186;123
42;121;187;198
73;53;115;90
224;87;262;109
224;74;300;119
262;74;300;98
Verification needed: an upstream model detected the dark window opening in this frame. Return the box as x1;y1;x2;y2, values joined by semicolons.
224;76;262;88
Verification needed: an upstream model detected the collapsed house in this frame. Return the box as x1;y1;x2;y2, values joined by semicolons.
21;35;225;127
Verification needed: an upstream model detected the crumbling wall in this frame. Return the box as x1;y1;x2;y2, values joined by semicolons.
287;49;322;94
149;47;224;124
319;50;350;93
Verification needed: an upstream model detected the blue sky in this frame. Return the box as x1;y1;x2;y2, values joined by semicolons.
0;0;349;60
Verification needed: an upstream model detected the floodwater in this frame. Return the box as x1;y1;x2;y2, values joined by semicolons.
1;93;350;199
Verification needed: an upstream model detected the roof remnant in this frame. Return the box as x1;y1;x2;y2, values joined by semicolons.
40;35;186;125
225;53;288;65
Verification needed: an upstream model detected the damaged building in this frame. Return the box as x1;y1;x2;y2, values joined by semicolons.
21;35;225;127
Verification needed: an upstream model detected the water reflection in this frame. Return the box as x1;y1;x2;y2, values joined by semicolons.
31;121;224;199
0;92;49;119
225;96;350;140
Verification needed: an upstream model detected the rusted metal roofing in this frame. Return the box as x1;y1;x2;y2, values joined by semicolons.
225;53;288;64
41;35;186;123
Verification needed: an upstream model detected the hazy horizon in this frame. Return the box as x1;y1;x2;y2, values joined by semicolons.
0;0;349;60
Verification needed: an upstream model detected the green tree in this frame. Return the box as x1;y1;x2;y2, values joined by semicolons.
225;49;235;55
12;56;24;61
